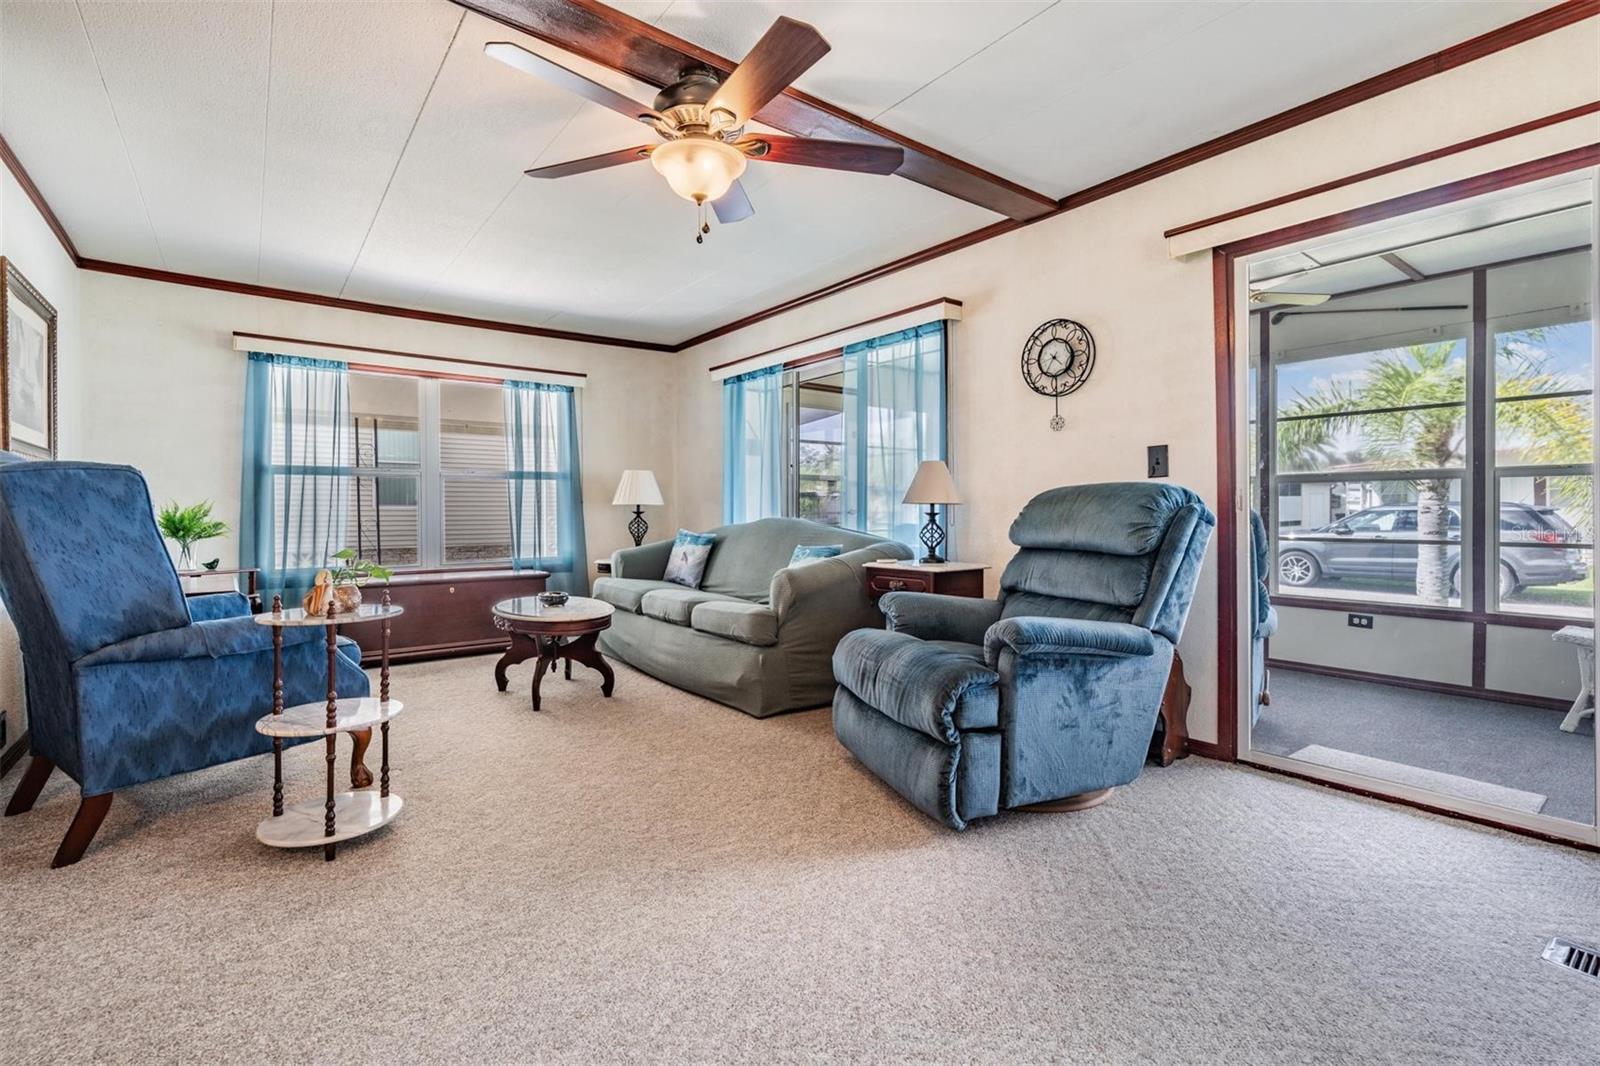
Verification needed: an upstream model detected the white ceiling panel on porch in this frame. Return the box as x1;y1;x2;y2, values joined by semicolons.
0;0;1569;345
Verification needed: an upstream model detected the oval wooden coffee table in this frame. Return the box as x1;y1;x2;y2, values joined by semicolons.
492;596;616;711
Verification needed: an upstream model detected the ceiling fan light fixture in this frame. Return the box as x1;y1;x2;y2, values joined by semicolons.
650;136;747;204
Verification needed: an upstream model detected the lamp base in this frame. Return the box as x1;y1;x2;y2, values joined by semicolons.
918;506;946;565
627;507;649;547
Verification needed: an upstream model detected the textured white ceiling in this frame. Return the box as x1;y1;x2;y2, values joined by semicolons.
0;0;1556;345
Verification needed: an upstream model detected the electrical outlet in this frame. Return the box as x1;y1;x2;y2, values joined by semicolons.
1348;613;1373;629
1147;444;1169;479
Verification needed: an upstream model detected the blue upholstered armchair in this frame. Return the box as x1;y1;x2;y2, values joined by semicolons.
832;483;1214;829
0;461;369;866
1250;509;1278;724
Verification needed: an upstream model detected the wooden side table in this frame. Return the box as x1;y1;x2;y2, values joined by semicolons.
180;566;261;611
253;594;405;862
492;596;616;711
862;560;988;601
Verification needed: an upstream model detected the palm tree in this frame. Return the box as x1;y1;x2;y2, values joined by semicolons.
1277;338;1589;605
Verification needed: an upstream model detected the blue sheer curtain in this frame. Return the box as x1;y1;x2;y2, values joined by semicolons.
842;321;947;548
505;380;588;594
722;365;785;524
240;352;353;606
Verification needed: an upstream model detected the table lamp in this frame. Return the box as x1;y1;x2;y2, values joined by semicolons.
903;460;961;564
612;469;664;546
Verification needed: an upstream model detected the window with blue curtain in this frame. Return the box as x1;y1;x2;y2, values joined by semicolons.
722;364;785;524
842;321;947;548
504;380;589;594
240;352;353;605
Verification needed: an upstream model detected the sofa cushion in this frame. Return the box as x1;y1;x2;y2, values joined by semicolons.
690;600;779;646
593;577;681;614
833;630;999;742
699;517;888;602
664;529;718;588
789;543;843;566
640;587;744;626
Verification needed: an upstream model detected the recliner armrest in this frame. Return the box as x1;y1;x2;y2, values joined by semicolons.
983;616;1158;668
880;592;1001;645
611;537;673;580
1256;604;1279;641
75;616;319;667
187;591;251;621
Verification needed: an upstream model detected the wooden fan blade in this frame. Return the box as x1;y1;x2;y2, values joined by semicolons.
740;135;903;175
708;17;830;125
486;42;659;123
525;145;653;179
712;180;754;224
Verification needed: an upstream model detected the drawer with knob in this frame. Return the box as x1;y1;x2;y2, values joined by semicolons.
352;568;549;663
861;562;988;603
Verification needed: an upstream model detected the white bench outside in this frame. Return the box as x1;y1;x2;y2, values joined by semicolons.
1553;626;1595;733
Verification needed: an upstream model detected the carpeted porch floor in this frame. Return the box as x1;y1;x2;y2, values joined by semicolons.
1;653;1597;1063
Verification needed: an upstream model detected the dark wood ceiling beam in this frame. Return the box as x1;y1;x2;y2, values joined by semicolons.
453;0;1057;221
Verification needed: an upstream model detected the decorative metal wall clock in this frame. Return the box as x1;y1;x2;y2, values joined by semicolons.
1020;318;1095;431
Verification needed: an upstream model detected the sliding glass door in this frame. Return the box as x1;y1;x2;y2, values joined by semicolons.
1238;166;1599;843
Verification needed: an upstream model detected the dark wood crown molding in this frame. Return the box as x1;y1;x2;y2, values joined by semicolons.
3;2;1593;355
0;134;80;263
674;0;1599;350
454;0;1057;222
1165;99;1600;240
77;259;674;352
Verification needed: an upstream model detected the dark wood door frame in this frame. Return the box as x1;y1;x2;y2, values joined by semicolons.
1209;144;1600;847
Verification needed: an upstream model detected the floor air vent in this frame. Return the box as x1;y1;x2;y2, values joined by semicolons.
1543;937;1600;982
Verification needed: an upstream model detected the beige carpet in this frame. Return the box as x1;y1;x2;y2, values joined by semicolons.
2;653;1598;1064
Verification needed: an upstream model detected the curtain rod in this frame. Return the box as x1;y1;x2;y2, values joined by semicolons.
705;298;962;375
232;331;588;379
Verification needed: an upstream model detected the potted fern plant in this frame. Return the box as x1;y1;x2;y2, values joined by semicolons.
156;501;229;571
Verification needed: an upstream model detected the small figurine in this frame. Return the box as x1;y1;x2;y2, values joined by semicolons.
302;569;333;616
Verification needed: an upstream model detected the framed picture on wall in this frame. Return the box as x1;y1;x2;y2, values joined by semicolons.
0;257;58;458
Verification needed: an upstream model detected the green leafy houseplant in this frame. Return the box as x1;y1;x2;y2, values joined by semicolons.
156;501;229;570
330;548;394;586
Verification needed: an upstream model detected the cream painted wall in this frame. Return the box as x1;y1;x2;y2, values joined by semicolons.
1;166;83;745
672;22;1600;746
76;271;679;583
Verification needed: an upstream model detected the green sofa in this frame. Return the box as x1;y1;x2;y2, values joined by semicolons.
594;517;911;717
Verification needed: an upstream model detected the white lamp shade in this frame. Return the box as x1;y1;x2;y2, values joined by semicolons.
649;137;747;204
612;469;664;507
903;460;961;505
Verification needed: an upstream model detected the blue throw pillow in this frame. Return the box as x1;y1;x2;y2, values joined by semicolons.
664;529;717;588
789;544;843;567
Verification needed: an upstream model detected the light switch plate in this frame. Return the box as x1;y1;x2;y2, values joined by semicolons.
1147;445;1169;479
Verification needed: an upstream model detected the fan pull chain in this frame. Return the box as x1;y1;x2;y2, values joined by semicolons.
695;200;711;244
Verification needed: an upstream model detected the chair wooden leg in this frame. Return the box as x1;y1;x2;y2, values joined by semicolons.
51;793;113;868
349;728;374;788
5;755;54;816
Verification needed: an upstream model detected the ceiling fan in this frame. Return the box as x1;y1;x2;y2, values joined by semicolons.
486;17;905;243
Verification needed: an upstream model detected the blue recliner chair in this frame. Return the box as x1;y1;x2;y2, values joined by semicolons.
832;482;1214;829
0;461;369;866
1250;510;1278;724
